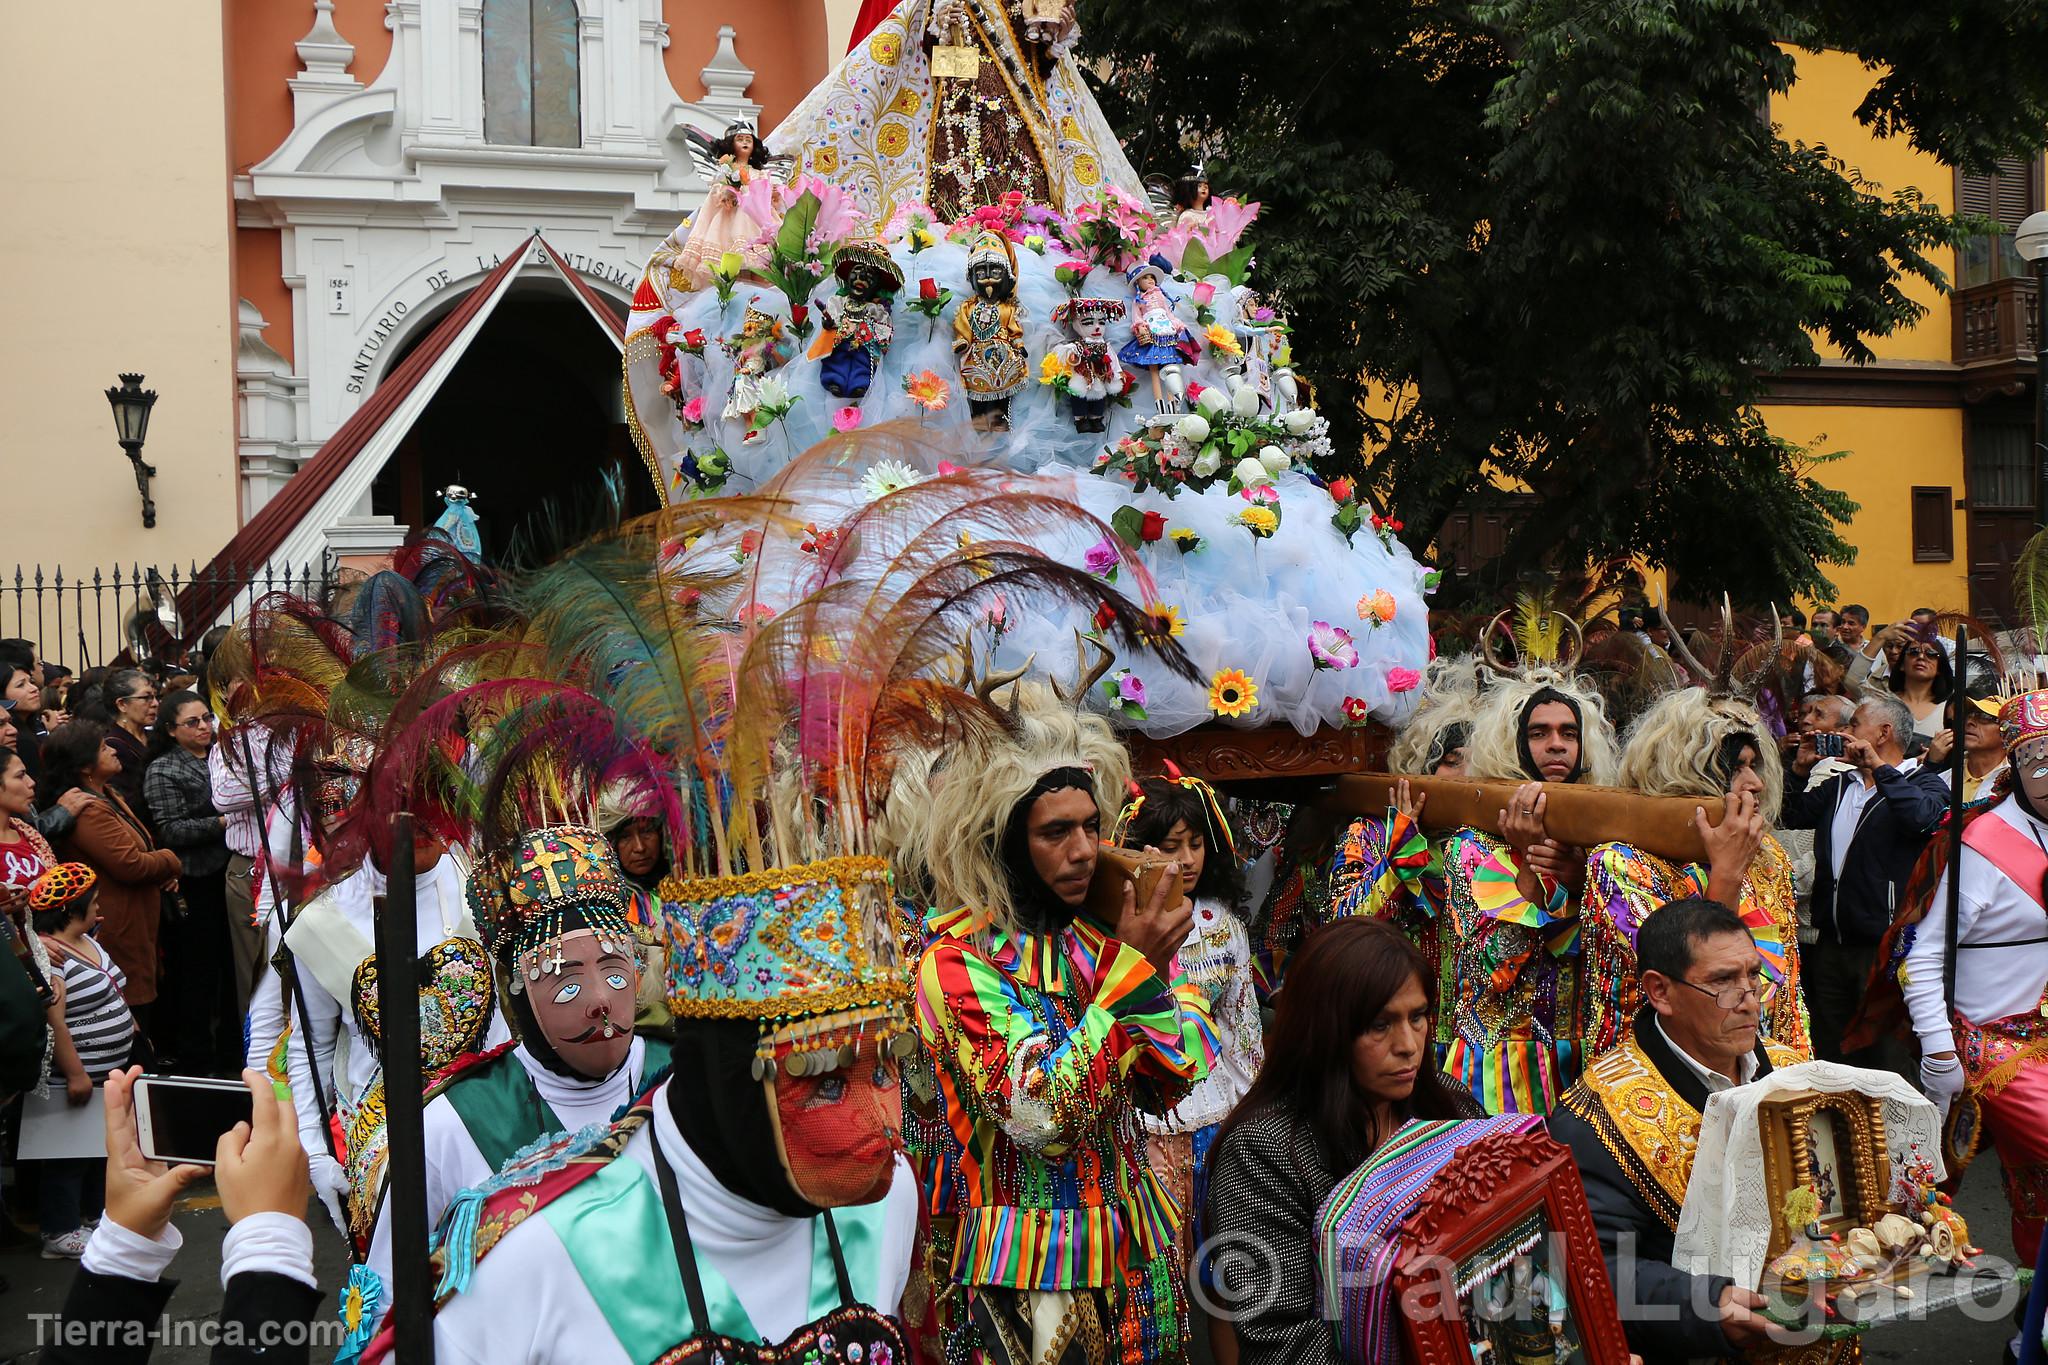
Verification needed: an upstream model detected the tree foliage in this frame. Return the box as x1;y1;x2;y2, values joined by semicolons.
1079;0;2048;604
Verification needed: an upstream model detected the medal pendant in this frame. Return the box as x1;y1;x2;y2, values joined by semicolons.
931;44;980;78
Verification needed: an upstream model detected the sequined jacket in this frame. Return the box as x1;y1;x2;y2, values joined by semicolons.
911;904;1216;1291
1326;811;1448;1039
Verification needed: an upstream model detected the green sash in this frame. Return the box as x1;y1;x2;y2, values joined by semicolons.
445;1037;672;1173
541;1141;889;1365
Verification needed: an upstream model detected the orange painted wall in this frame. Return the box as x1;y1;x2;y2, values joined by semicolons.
664;0;830;129
236;229;294;366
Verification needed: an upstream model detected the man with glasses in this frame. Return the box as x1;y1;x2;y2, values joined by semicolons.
1552;898;1804;1362
1782;694;1947;1070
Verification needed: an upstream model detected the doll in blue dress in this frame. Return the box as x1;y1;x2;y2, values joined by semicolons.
1119;259;1200;419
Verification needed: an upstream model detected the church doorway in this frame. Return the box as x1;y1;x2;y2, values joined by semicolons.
369;278;659;563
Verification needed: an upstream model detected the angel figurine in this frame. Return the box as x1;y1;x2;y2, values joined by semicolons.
806;239;902;400
954;230;1028;432
1048;297;1127;433
1119;260;1199;419
672;119;787;290
1171;163;1212;231
721;303;793;437
431;484;482;561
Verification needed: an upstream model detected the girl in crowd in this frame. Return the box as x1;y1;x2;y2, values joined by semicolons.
1205;919;1480;1365
42;724;180;1025
31;864;138;1258
144;690;237;1073
1118;772;1265;1365
1;662;47;786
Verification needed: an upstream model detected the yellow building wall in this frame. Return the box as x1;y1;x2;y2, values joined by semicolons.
1772;47;1955;363
1757;402;1971;613
0;0;237;576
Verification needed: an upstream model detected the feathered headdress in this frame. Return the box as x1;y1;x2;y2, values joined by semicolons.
1479;592;1584;674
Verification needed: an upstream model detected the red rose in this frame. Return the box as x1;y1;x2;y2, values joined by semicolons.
1139;510;1167;542
1093;601;1117;631
683;328;706;349
1390;519;1405;532
1328;477;1355;503
739;530;763;556
920;277;939;302
1186;381;1207;404
790;303;808;327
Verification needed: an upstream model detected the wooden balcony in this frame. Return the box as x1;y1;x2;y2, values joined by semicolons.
1954;275;2040;399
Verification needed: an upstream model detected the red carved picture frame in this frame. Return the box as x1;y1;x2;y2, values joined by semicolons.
1385;1129;1633;1365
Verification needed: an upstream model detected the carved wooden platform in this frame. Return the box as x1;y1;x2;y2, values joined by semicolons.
1126;721;1391;787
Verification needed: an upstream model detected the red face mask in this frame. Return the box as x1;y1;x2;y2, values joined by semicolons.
525;929;637;1079
765;1035;902;1207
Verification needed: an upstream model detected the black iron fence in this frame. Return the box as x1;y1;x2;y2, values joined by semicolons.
2;561;331;672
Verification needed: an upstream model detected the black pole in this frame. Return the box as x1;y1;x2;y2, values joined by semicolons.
1942;625;1969;1016
2036;255;2048;532
374;815;434;1365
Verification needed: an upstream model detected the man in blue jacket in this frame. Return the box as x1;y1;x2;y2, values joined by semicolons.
1781;692;1948;1071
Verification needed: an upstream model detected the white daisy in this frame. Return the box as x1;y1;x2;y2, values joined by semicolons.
859;458;926;502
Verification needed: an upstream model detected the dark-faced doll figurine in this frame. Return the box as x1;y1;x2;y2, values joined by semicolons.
1119;258;1199;421
953;229;1028;433
808;238;903;400
1048;297;1127;433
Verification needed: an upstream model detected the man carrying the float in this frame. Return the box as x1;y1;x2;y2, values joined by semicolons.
1905;686;2048;1261
1439;625;1621;1115
356;823;668;1341
914;682;1213;1365
1582;687;1810;1059
1325;661;1480;994
1551;897;1801;1361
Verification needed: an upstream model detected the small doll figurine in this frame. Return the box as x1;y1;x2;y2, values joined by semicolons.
432;484;483;561
1048;297;1127;433
1171;162;1212;231
807;239;902;400
1021;0;1072;48
675;118;777;289
1230;285;1297;412
954;230;1029;432
721;302;793;438
1118;259;1200;420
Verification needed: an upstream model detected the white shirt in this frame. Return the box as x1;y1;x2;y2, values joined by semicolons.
428;1082;919;1365
1654;1018;1758;1094
1827;773;1882;883
1142;899;1263;1134
1902;795;2048;1056
366;1039;651;1332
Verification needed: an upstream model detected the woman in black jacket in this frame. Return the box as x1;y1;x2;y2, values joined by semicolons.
1205;919;1480;1365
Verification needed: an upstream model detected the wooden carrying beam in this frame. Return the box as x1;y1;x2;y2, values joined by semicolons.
1329;773;1727;865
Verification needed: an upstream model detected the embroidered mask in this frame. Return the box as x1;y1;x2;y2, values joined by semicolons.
766;1034;901;1207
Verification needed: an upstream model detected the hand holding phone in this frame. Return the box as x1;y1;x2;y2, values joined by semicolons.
215;1070;311;1224
103;1067;206;1241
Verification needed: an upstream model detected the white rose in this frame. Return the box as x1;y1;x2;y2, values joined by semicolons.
758;375;790;406
1281;408;1318;434
1258;445;1291;474
1232;385;1261;418
1233;456;1272;488
1192;448;1223;477
1176;413;1211;443
1197;387;1230;416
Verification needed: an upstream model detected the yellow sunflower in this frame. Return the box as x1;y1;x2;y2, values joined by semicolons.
1208;668;1257;718
1142;603;1185;644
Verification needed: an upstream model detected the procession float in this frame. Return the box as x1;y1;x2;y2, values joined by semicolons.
620;0;1433;784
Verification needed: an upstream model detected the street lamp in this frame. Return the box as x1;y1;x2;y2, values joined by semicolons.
104;373;159;529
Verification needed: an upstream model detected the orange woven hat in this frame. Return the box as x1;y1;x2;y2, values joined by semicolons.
28;863;97;912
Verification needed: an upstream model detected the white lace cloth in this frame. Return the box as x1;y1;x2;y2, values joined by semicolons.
1673;1061;1944;1289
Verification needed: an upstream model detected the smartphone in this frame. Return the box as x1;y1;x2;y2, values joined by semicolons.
1088;845;1173;923
132;1075;254;1166
1816;733;1846;759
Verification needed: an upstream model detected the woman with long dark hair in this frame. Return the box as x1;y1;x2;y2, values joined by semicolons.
143;690;237;1073
1205;919;1480;1365
42;722;180;1024
1889;632;1955;739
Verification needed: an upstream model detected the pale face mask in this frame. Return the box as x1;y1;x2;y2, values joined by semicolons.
2016;737;2048;807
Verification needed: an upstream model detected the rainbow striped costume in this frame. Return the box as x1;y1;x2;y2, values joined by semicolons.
1327;810;1450;1049
1581;836;1810;1061
1438;827;1582;1116
911;905;1216;1364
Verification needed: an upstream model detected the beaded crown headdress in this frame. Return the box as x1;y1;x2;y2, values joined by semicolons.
466;824;635;989
1052;297;1126;326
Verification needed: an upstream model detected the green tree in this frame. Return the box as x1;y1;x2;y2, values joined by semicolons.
1080;0;2048;604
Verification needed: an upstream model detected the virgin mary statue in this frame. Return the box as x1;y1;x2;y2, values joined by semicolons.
766;0;1144;224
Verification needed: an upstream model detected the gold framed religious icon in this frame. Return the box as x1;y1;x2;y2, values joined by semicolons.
1757;1090;1889;1262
